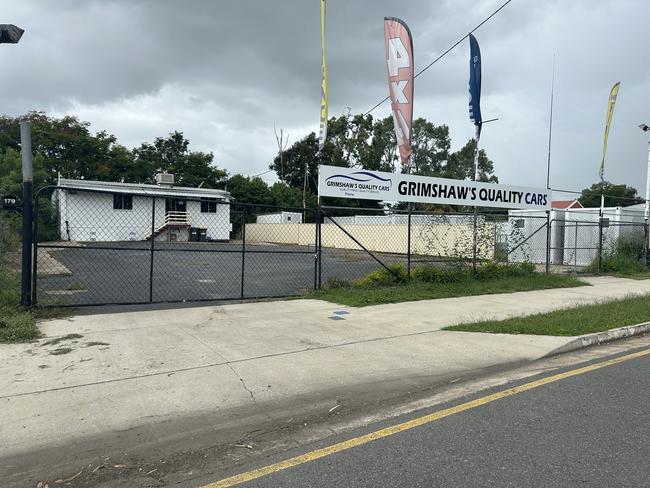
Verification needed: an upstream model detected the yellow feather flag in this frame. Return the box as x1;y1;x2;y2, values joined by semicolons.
599;82;621;180
318;0;328;151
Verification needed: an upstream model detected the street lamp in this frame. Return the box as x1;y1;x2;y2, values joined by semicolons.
640;123;650;259
0;24;24;44
1;24;30;305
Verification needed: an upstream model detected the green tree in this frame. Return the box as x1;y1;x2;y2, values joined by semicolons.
410;119;451;176
133;131;227;188
271;115;495;185
578;181;640;208
226;174;271;205
0;112;131;186
445;138;498;183
268;182;314;209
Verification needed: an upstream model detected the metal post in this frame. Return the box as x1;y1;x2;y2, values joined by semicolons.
643;224;649;266
20;120;33;307
407;208;412;279
545;211;551;273
312;219;317;282
148;197;156;303
31;196;39;305
644;131;650;254
240;212;246;299
317;205;322;289
472;125;481;274
574;221;578;273
598;215;604;274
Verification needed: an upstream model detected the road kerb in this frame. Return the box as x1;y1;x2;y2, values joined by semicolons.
545;321;650;357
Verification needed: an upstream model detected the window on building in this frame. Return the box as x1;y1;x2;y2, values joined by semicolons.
113;194;133;210
201;198;218;213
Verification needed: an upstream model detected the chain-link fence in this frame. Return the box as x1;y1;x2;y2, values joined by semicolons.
31;188;649;307
33;186;317;306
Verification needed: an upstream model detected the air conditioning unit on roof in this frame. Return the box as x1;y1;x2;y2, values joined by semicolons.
155;173;175;185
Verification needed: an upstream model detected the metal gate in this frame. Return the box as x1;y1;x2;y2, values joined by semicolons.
33;186;318;307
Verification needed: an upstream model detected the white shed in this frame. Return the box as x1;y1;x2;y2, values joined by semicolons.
256;212;302;224
507;205;646;267
55;177;232;242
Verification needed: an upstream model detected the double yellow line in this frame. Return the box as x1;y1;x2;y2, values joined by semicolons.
204;347;650;487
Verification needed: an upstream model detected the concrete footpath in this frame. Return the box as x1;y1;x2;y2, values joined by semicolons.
2;276;650;481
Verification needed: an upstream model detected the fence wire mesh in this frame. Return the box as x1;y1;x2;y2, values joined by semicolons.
32;188;649;307
34;187;317;306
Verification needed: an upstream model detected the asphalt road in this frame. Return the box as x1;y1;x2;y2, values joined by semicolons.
217;346;650;488
35;241;406;306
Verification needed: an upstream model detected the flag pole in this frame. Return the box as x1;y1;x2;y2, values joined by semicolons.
472;125;481;273
545;55;555;272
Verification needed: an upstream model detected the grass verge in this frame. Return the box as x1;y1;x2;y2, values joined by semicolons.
445;294;650;336
307;273;585;307
0;266;39;343
0;265;69;343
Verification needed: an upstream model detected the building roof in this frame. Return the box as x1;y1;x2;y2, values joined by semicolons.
551;199;583;209
57;178;231;201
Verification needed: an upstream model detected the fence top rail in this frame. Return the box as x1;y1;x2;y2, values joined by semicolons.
34;185;317;214
320;205;512;219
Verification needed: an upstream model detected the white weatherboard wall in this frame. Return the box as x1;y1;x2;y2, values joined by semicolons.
58;191;152;241
57;191;231;242
187;200;231;240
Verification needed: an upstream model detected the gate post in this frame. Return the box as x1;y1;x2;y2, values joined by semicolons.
240;211;246;299
149;197;156;303
317;206;322;289
598;216;604;274
313;207;319;290
643;221;649;266
407;208;412;279
545;211;551;273
31;195;39;305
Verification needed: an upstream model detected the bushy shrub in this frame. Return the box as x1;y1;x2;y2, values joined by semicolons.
352;264;408;287
411;265;470;283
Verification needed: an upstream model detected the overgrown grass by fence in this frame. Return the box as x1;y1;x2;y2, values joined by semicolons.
307;263;585;306
588;233;649;276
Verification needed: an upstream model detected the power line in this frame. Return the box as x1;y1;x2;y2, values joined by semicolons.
364;0;516;116
249;168;274;178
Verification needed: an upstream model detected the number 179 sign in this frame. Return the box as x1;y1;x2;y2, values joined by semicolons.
384;17;414;168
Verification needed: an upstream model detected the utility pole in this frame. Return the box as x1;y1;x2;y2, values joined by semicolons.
0;24;29;304
20;120;33;306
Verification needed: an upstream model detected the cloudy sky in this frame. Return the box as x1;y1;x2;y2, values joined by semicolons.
2;0;649;195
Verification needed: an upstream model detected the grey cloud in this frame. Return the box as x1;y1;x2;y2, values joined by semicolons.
2;0;649;193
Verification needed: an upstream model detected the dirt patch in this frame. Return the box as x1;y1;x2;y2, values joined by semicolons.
50;347;73;356
41;333;83;346
85;341;110;347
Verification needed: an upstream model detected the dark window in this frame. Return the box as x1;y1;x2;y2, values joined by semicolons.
113;194;133;210
201;198;217;213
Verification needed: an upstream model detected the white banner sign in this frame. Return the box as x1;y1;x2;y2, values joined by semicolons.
318;165;551;210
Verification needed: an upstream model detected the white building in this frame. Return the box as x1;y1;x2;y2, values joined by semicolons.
256;211;302;224
55;176;232;242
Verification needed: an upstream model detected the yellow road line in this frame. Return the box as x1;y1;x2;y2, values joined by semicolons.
203;347;650;488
